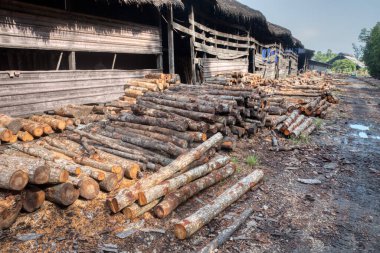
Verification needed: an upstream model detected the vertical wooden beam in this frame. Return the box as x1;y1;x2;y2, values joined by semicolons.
68;51;76;70
112;53;117;70
56;52;63;71
167;5;175;75
189;5;196;84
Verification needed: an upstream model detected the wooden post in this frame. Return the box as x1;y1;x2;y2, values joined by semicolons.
68;51;76;70
112;53;117;70
56;52;63;71
189;5;196;84
167;5;175;75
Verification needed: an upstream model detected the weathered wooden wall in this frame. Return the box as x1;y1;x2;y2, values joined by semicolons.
0;3;161;54
201;58;248;78
0;69;160;116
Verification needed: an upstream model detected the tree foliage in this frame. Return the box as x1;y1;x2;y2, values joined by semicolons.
312;49;337;63
331;59;356;74
361;23;380;79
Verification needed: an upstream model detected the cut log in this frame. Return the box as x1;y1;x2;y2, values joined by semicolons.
122;199;161;219
99;172;119;192
54;104;94;118
107;132;223;213
0;114;22;134
77;165;105;181
174;169;264;239
112;113;188;132
10;143;57;161
69;175;100;200
280;110;300;132
44;183;79;206
0;164;28;190
199;205;255;253
91;149;140;179
284;115;306;136
30;115;66;131
0;193;23;229
46;160;81;176
266;106;286;115
94;145;148;165
73;156;122;175
138;155;230;205
22;185;45;213
301;123;317;137
17;131;34;142
106;125;188;149
221;137;237;151
52;115;75;126
290;118;314;138
155;164;236;219
48;167;69;184
124;88;144;98
0;154;50;185
0;127;12;142
21;119;44;137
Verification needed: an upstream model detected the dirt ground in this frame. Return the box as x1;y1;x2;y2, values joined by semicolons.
1;77;379;253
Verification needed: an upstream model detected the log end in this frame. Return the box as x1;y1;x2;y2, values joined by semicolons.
59;183;79;206
154;205;166;219
112;166;123;174
8;135;18;143
100;173;118;192
74;167;82;176
122;207;133;219
23;187;45;212
174;223;187;240
33;166;50;185
125;164;140;179
32;127;44;137
107;198;119;213
201;133;208;142
137;192;148;206
58;121;67;130
79;177;100;200
60;170;69;183
10;170;29;191
43;126;55;135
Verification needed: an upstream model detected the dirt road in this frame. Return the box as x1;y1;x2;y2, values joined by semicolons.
1;77;379;252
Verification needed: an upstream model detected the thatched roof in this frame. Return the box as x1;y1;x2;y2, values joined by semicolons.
267;22;291;37
100;0;183;8
213;0;266;22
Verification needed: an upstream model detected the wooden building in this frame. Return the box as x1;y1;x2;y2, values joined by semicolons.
168;0;302;83
0;0;303;116
0;0;182;116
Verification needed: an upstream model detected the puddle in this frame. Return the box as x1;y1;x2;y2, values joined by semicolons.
349;124;369;131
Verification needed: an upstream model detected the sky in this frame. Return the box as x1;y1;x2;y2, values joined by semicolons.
240;0;380;54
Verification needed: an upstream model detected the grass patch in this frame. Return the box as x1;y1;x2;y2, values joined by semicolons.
246;155;260;167
314;118;323;129
290;135;310;145
231;157;239;164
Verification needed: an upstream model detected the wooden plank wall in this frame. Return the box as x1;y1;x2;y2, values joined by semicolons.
201;58;248;78
0;69;160;116
0;4;161;54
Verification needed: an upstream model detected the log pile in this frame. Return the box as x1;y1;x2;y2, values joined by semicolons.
114;73;181;108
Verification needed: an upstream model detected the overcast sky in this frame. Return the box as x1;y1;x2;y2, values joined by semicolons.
240;0;380;54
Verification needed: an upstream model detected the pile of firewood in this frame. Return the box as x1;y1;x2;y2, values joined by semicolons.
114;73;181;108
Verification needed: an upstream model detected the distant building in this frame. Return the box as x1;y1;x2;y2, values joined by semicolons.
309;60;331;72
327;53;366;69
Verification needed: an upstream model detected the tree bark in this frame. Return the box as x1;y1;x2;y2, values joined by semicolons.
106;125;188;149
290;118;313;138
22;185;45;213
11;143;57;161
0;164;28;190
280;110;300;132
45;160;81;176
0;114;22;134
301;123;316;137
283;115;306;136
138;155;230;205
48;166;69;184
99;172;119;192
112;122;206;143
0;154;50;185
69;175;99;200
94;145;148;166
52;115;75;127
111;113;188;132
122;199;161;219
44;183;79;206
0;192;22;229
154;164;236;219
199;205;255;253
54;104;94;118
108;132;223;213
174;169;264;239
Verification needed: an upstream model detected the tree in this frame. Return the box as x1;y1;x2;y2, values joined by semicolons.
331;59;356;74
362;23;380;79
312;49;337;63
